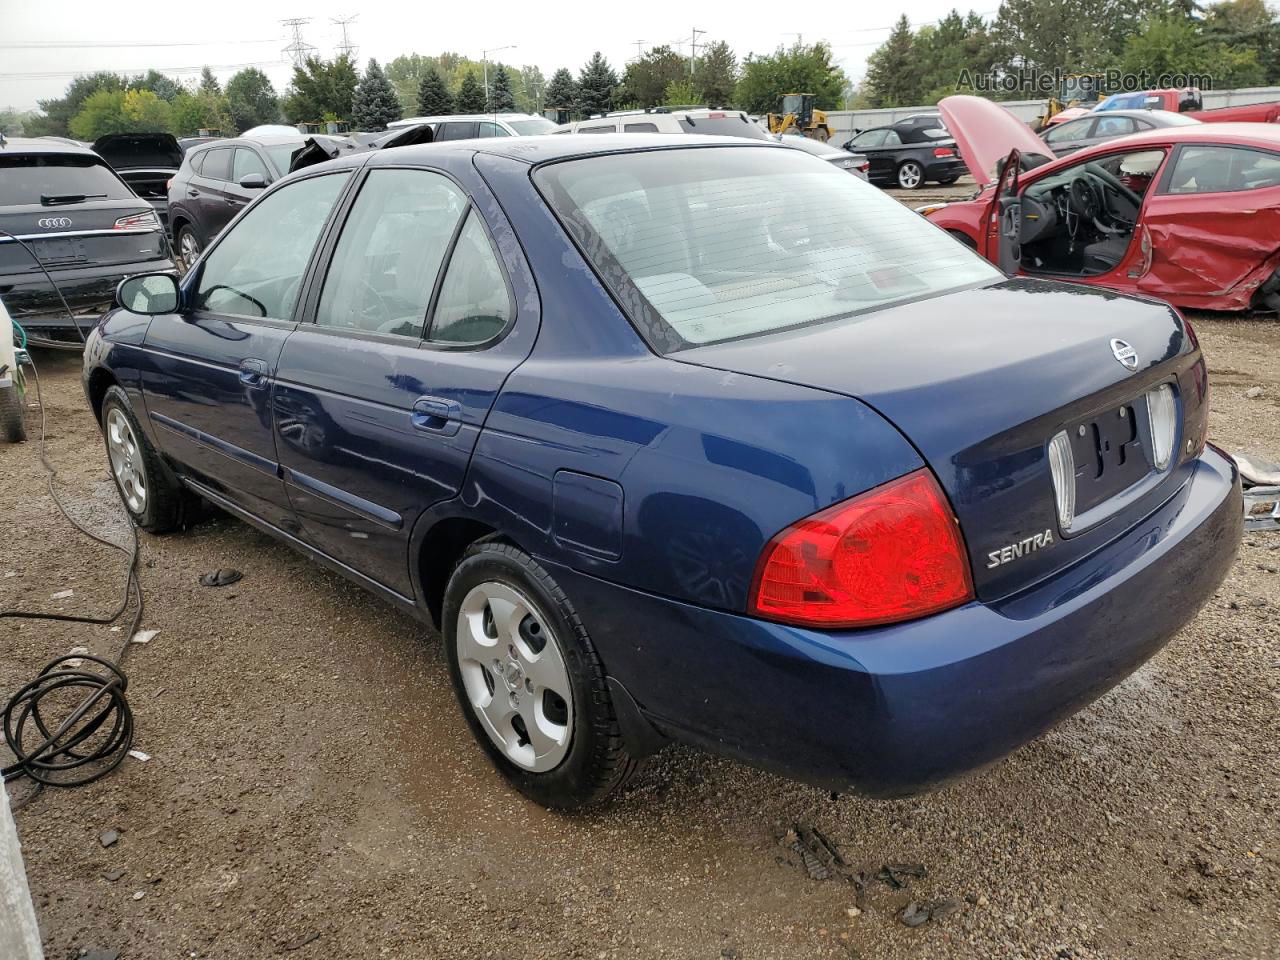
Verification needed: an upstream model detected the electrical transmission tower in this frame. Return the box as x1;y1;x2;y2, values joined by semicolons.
281;18;316;68
332;15;358;61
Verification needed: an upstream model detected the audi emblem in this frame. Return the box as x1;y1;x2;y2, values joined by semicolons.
37;217;73;229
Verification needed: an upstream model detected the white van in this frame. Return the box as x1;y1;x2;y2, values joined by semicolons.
386;113;559;140
559;109;771;140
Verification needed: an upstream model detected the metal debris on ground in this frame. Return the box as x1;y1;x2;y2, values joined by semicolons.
777;823;929;910
899;897;964;928
1235;452;1280;533
877;863;928;889
199;568;243;587
130;629;159;645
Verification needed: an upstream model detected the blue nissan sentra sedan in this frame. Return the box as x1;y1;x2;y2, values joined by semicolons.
82;135;1242;810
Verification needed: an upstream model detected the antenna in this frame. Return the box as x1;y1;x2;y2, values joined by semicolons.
332;15;358;61
281;18;316;68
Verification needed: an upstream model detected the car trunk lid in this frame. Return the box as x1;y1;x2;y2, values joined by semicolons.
938;95;1056;184
0;198;165;276
92;133;183;171
674;278;1208;601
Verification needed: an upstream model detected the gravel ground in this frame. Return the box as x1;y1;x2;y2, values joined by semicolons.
2;190;1278;958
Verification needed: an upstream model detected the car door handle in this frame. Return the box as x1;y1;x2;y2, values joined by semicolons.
238;358;270;389
187;189;199;198
227;197;245;206
411;396;462;436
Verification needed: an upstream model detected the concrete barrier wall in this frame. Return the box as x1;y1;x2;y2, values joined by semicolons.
0;785;44;960
827;86;1280;141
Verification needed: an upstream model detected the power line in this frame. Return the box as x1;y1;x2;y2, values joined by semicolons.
281;18;316;69
332;15;358;61
0;60;285;82
0;38;283;50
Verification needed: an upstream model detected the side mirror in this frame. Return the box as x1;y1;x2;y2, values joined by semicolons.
116;273;180;315
238;173;267;189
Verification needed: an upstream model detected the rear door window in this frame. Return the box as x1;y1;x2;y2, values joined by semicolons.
0;154;133;205
851;129;888;148
200;148;232;181
194;172;348;321
1043;117;1094;147
315;169;467;339
1165;146;1280;193
477;122;511;138
429;210;512;344
435;122;479;141
1093;116;1137;138
578;124;615;134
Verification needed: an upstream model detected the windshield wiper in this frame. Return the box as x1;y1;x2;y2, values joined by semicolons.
40;193;107;206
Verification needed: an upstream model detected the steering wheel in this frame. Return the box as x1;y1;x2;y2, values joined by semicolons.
200;284;267;318
1069;177;1102;221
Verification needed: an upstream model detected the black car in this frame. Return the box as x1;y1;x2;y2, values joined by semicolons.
1040;109;1202;157
92;133;184;232
842;123;965;190
0;136;174;347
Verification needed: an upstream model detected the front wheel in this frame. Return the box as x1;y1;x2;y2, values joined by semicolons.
896;160;924;190
442;541;643;810
175;224;201;270
100;386;193;532
0;382;26;443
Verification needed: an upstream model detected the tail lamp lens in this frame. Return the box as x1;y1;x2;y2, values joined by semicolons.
1047;431;1076;531
933;147;955;157
1146;383;1177;469
749;469;973;628
114;211;160;230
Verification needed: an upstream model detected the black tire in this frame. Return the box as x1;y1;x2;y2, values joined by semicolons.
100;385;192;533
0;382;26;443
175;223;201;270
441;541;642;810
938;175;960;185
896;160;924;190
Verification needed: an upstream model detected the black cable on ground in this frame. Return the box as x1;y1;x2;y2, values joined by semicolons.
1;236;146;805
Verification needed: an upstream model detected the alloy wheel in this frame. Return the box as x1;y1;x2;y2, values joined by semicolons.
898;162;923;189
105;407;147;514
178;230;199;267
455;581;573;772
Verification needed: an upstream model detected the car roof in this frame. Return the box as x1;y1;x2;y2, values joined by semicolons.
393;113;541;124
361;133;781;168
1083;109;1196;124
0;136;98;157
1076;121;1280;151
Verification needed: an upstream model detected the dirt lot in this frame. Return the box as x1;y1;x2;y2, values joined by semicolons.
3;184;1279;959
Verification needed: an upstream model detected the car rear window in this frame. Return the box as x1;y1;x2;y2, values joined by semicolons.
676;115;770;140
0;154;133;206
535;146;1001;351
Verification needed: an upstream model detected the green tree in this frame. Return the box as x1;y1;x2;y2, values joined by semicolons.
488;65;516;112
735;42;846;115
456;70;486;112
1122;12;1265;87
864;15;921;106
518;66;547;113
130;70;182;102
69;89;171;138
386;53;435;114
416;69;454;115
1204;0;1280;81
694;40;737;106
0;109;35;136
545;67;578;115
198;66;222;97
991;0;1108;75
352;59;403;130
622;45;687;108
225;68;279;131
577;52;619;117
28;72;126;137
169;91;232;136
663;79;698;106
283;55;359;123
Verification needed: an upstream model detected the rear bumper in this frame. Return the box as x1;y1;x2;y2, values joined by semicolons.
0;256;175;344
551;447;1241;795
924;157;967;181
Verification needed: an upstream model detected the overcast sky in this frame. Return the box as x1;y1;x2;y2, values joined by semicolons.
0;0;990;111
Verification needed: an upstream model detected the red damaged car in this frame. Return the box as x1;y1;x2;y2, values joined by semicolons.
921;95;1280;313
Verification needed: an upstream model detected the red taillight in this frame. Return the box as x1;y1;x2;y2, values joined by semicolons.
166;178;173;190
749;469;973;628
859;162;870;172
933;147;955;158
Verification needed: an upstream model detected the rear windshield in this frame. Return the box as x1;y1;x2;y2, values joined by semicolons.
535;146;1001;351
507;118;559;135
0;154;133;206
677;115;771;140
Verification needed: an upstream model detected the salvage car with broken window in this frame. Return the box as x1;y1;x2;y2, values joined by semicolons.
920;95;1280;313
82;134;1242;809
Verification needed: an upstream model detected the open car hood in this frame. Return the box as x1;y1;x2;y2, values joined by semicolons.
938;95;1055;185
287;124;435;173
92;132;183;170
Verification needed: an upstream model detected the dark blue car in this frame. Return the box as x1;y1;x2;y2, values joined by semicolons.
82;135;1242;810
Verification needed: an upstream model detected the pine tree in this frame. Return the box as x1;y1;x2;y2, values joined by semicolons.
416;69;454;116
456;70;486;112
545;67;578;116
576;52;618;117
199;66;221;97
864;16;919;107
487;65;516;112
351;59;403;131
693;41;737;107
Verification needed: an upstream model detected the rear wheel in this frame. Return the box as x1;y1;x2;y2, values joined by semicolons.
938;175;960;185
175;224;201;270
442;541;642;810
100;386;192;532
0;383;26;443
897;160;924;190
